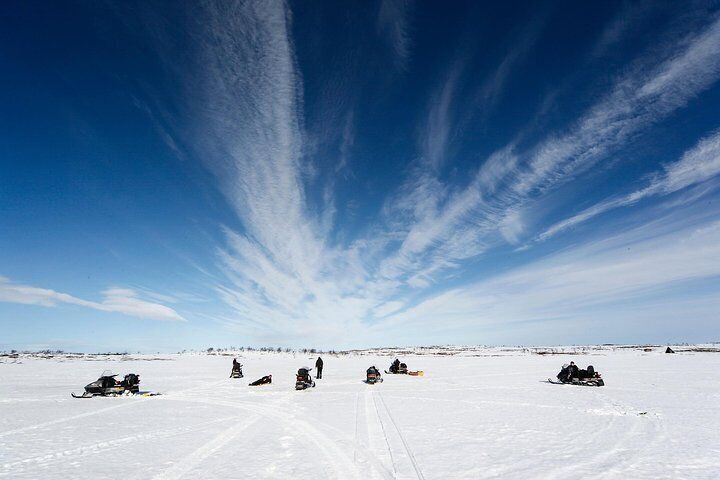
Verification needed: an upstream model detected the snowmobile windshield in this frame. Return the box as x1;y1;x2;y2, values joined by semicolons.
101;370;118;377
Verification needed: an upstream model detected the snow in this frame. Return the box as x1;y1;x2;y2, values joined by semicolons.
2;348;720;479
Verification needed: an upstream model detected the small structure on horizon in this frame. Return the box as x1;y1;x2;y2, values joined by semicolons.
665;346;675;354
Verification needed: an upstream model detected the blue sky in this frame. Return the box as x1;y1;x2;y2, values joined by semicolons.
2;1;720;352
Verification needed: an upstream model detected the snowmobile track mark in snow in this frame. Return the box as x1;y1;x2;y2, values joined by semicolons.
165;395;364;480
152;415;262;480
0;379;225;439
1;415;242;474
0;396;153;438
378;392;426;480
353;392;361;464
372;391;399;478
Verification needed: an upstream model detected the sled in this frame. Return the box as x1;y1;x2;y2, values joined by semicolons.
408;370;424;376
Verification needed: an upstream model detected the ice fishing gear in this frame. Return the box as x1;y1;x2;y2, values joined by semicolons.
365;366;383;384
295;367;316;390
71;371;144;398
550;363;605;386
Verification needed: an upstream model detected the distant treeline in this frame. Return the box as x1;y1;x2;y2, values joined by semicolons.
188;347;347;355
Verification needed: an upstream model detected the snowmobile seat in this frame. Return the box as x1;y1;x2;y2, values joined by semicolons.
101;376;118;389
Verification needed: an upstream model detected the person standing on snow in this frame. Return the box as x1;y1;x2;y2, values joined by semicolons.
315;356;324;379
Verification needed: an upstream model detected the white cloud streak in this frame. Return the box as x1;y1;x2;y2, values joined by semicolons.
538;129;720;241
377;0;413;69
168;4;720;346
381;214;720;341
0;277;185;322
379;13;720;279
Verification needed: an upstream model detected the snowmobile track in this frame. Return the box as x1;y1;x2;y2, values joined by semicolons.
0;379;226;439
377;392;426;480
372;391;399;478
0;415;242;475
151;415;261;480
0;396;153;438
166;395;364;480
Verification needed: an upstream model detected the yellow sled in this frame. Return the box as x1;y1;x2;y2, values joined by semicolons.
408;370;424;376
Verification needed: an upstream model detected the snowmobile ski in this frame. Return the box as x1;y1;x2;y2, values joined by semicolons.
546;378;604;387
71;392;94;398
72;390;160;398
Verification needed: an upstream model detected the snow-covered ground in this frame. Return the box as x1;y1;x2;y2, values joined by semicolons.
1;347;719;479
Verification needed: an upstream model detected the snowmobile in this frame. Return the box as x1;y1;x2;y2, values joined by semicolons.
549;364;605;387
365;366;383;384
230;363;244;378
295;367;316;390
385;359;408;375
72;371;141;398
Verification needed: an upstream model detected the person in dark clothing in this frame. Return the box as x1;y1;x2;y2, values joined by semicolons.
390;358;400;374
366;366;382;383
558;361;579;382
315;357;324;379
230;358;242;378
249;375;272;386
567;361;579;380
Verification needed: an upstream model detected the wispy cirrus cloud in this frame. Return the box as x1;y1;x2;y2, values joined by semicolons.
537;130;720;241
152;3;720;346
0;277;184;321
377;0;413;69
381;209;720;343
381;12;720;273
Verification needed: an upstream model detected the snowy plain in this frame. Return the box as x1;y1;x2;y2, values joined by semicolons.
1;347;719;479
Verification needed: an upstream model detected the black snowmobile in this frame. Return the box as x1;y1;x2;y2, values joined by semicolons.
295;367;316;390
72;371;141;398
549;364;605;387
385;359;408;375
230;361;243;378
365;366;383;384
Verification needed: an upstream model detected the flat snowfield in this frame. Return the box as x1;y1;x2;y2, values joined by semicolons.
1;349;719;479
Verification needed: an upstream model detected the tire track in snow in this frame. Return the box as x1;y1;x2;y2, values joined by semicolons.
358;390;397;480
377;392;426;480
165;395;363;480
0;415;240;475
372;391;399;478
0;398;152;438
566;393;665;479
354;392;361;464
0;379;227;438
151;414;262;480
